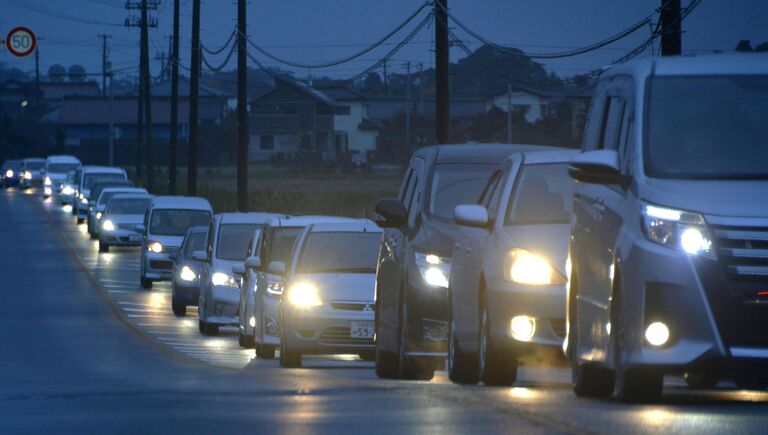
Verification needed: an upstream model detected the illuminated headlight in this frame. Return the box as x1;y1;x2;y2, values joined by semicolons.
645;322;670;347
101;219;115;232
81;197;88;205
287;282;322;308
643;205;713;257
211;272;239;288
148;241;163;253
179;265;197;282
23;171;32;180
505;249;564;285
44;176;52;186
62;185;74;195
96;212;103;220
44;187;52;196
414;252;450;288
510;315;536;341
5;169;13;178
266;279;284;295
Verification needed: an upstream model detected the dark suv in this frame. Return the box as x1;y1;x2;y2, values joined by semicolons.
374;143;551;380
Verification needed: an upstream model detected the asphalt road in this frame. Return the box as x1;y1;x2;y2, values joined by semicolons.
1;187;767;434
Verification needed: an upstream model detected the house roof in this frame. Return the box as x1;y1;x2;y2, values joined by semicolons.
149;76;232;98
39;81;100;100
315;84;365;102
44;95;224;125
251;74;339;106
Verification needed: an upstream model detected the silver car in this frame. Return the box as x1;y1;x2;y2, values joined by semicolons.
90;187;148;238
170;226;209;316
197;213;279;336
447;149;577;385
567;54;768;402
279;221;382;368
236;229;265;348
98;193;153;253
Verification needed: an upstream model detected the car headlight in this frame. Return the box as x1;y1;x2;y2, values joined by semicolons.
211;272;239;288
414;252;450;288
266;279;284;295
96;212;103;220
287;282;322;308
102;219;115;232
81;197;88;205
642;204;713;257
179;265;197;282
62;185;74;195
148;241;163;253
23;171;32;180
5;169;13;178
505;249;565;285
44;176;52;186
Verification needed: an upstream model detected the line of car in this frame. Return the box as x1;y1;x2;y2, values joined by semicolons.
4;54;766;404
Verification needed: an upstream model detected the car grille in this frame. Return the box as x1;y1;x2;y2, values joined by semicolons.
707;222;768;348
149;260;174;271
118;223;139;231
319;326;374;346
330;301;374;312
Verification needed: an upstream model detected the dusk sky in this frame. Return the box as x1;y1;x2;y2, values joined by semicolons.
2;0;768;85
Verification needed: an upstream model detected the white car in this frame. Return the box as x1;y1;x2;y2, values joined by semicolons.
19;158;46;190
89;187;148;238
74;166;128;224
279;221;382;368
196;212;280;336
98;193;153;252
139;196;213;289
43;155;81;199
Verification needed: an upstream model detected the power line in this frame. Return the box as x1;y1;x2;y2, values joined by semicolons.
2;0;124;27
201;42;237;72
202;30;236;55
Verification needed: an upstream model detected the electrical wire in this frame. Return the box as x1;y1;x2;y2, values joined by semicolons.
2;0;124;27
201;42;237;72
242;0;431;69
202;30;236;55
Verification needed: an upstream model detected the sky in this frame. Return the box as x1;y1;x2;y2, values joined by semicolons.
2;0;768;87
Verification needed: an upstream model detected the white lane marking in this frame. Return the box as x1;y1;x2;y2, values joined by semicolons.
123;307;168;313
147;330;193;335
127;314;174;318
104;285;137;290
118;301;164;308
99;279;136;284
107;290;133;294
137;324;182;327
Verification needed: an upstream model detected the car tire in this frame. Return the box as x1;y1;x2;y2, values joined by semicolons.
358;351;375;362
202;321;219;336
447;297;479;384
256;343;276;359
279;321;301;368
198;319;205;333
374;300;399;379
98;242;109;253
172;297;186;316
89;231;98;240
76;217;84;224
684;371;719;389
140;276;153;289
239;332;255;348
397;300;435;381
479;304;517;386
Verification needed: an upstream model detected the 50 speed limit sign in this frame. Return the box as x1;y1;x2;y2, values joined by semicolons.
5;27;37;58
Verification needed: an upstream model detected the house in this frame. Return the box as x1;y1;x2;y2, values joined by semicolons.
249;75;380;164
364;96;486;120
39;81;100;104
484;86;551;123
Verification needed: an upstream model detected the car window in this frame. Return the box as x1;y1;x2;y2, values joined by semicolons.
296;232;381;274
149;210;211;236
25;161;45;170
407;160;424;227
398;167;415;204
47;163;79;173
506;164;575;226
106;199;150;215
83;173;125;190
427;163;497;221
184;233;207;257
216;224;264;261
599;97;626;150
265;227;302;265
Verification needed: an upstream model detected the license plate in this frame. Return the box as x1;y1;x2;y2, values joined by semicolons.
350;321;374;339
129;235;141;242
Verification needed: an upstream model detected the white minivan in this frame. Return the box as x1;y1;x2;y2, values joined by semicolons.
74;166;128;224
43;155;81;199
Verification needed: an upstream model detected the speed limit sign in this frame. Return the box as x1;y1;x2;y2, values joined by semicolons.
6;27;37;58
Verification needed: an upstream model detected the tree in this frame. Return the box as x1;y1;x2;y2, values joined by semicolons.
755;42;768;52
362;72;383;95
736;40;754;52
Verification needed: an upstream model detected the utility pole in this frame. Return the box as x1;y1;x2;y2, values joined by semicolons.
169;0;180;194
404;61;411;148
660;0;682;56
435;0;450;144
99;34;111;95
109;74;115;166
416;62;424;115
383;61;388;96
506;84;512;144
34;44;40;107
188;0;201;196
141;0;154;191
137;61;145;180
237;1;249;211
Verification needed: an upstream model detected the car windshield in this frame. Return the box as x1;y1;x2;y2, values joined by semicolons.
99;190;137;205
646;75;768;179
83;173;125;190
184;232;207;257
216;224;264;261
506;164;575;225
3;160;21;170
25;161;45;170
266;227;302;265
48;163;79;173
428;163;497;220
149;209;211;236
106;198;150;215
296;232;381;274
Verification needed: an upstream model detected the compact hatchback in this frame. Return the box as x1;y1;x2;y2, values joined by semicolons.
19;158;46;190
98;193;153;252
279;221;382;368
447;150;577;385
197;213;279;336
567;54;768;402
139;196;213;289
374;143;552;380
170;226;209;316
89;186;146;238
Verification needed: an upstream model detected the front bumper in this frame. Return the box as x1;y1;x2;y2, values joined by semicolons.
259;294;281;346
142;251;176;280
205;285;240;325
407;266;450;354
283;302;375;355
100;229;143;247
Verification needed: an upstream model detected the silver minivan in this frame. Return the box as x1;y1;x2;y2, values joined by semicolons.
566;54;768;402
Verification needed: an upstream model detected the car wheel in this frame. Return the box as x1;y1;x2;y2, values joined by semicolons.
76;216;84;224
447;295;479;384
358;351;375;362
397;299;435;381
279;319;301;368
171;297;186;316
478;303;517;386
98;242;109;253
140;276;153;289
239;332;255;348
198;319;205;333
203;321;219;336
684;371;719;389
256;343;276;359
374;300;399;379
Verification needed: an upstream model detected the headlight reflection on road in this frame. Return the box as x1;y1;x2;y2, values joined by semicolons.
508;387;538;400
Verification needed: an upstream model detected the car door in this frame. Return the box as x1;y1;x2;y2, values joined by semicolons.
240;230;262;330
198;221;216;317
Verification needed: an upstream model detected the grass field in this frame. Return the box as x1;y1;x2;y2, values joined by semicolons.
130;165;404;218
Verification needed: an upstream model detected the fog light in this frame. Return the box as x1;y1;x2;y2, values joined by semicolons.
249;316;256;328
510;315;535;342
44;187;52;196
645;322;670;347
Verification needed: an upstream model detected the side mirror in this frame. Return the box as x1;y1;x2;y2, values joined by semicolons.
168;253;178;261
267;261;286;275
232;264;246;276
192;250;208;262
136;224;146;234
374;198;407;228
245;256;262;270
569;150;630;187
453;204;490;228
